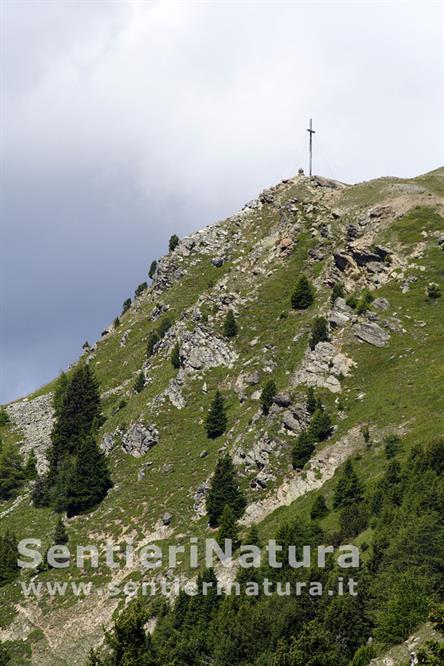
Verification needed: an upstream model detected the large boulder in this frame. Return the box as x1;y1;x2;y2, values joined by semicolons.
354;321;390;347
180;326;236;371
121;423;159;457
292;342;355;393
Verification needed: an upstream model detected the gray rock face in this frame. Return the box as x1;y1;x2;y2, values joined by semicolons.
6;394;54;474
273;393;292;408
138;461;153;480
100;433;115;455
121;423;159;457
354;321;390;347
162;512;173;526
329;297;353;328
292;342;355;393
180;326;236;371
233;434;280;474
372;297;390;310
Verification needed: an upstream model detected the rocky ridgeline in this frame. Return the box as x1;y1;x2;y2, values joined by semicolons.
5;394;54;473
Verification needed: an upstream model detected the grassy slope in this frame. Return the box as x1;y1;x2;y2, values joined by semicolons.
0;168;443;664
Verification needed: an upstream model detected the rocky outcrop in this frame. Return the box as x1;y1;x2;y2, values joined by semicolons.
6;394;54;473
193;480;210;518
354;321;390;347
121;423;159;457
180;326;237;371
329;297;353;328
292;342;355;393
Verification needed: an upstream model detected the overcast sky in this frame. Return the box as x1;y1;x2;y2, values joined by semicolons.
1;0;443;403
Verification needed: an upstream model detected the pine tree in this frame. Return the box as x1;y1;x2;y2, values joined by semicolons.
245;523;261;547
53;516;68;545
308;407;333;441
169;234;179;252
223;310;238;338
384;434;400;459
24;450;37;480
53;372;69;419
292;431;315;469
32;474;50;508
121;298;132;315
333;460;364;509
0;532;19;587
206;455;246;527
310;495;328;521
66;434;113;518
291;275;315;310
309;316;329;350
260;380;277;415
205;391;227;439
133;372;146;394
306;387;317;415
148;260;157;279
113;316;120;328
217;505;239;550
135;282;148;297
105;600;156;665
0;444;25;500
170;342;181;369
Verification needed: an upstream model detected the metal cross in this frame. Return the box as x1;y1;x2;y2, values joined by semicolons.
307;118;315;176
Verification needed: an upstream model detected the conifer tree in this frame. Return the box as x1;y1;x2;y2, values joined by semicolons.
0;409;10;426
245;523;261;547
24;450;37;480
148;260;157;279
133;372;145;394
113;316;120;328
205;391;227;439
292;431;315;469
0;641;10;665
135;282;148;297
105;600;156;665
0;444;25;500
53;372;69;419
53;516;68;545
169;234;179;252
308;407;333;441
291;275;315;310
121;298;132;315
310;495;329;521
333;460;364;509
0;532;19;587
306;386;317;415
223;310;238;338
170;342;181;369
206;455;246;527
260;380;277;415
32;474;50;508
217;504;239;550
309;316;329;350
66;434;113;518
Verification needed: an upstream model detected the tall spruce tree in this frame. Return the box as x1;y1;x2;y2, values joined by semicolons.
0;532;19;587
148;260;157;279
205;391;227;439
306;386;318;415
170;342;181;369
291;275;315;310
0;444;25;500
169;234;179;252
333;460;364;509
66;434;113;518
206;455;246;527
223;310;238;338
309;316;330;350
217;504;239;550
53;517;69;545
0;641;10;665
308;407;333;441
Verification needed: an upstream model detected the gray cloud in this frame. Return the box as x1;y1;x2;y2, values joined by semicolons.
1;0;442;402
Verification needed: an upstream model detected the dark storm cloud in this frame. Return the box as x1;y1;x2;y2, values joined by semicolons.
1;0;442;402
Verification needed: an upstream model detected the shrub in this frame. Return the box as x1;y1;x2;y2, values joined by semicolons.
223;310;238;338
338;503;369;538
261;380;277;415
384;434;401;459
118;399;127;410
350;644;376;666
292;431;315;469
147;330;160;357
427;283;441;299
170;342;181;369
158;316;172;339
169;234;179;252
309;316;329;350
133;372;145;394
0;409;10;426
291;275;315;310
134;282;148;298
121;298;132;315
361;425;370;446
113;317;120;328
330;282;344;304
148;260;157;279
